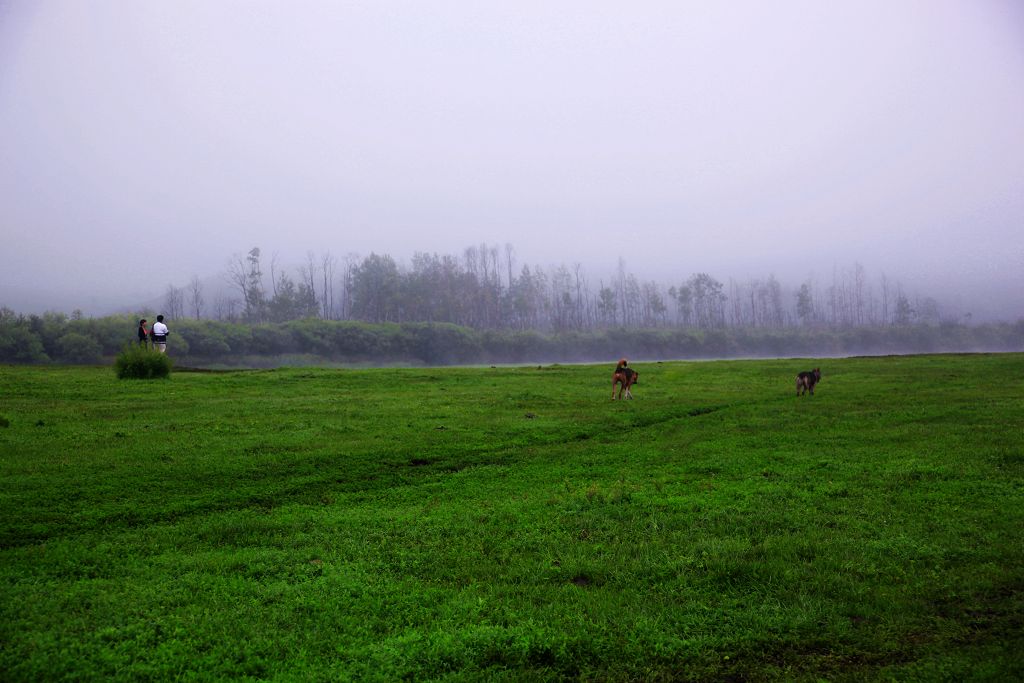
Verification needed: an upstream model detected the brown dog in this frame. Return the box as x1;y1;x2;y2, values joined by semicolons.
612;359;638;400
796;368;821;396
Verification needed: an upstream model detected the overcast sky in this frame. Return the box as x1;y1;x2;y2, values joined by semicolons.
2;0;1022;318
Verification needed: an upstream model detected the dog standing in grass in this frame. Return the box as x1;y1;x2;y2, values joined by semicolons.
796;368;821;396
612;359;638;400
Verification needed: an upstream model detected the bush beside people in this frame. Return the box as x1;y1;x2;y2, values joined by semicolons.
114;344;172;379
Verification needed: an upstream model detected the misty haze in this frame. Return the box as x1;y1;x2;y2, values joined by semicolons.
3;4;1024;680
2;1;1023;361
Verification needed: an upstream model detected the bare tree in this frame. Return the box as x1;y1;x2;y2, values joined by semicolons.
624;274;642;326
765;275;784;327
299;251;319;316
573;263;588;329
641;281;667;327
225;254;249;311
463;245;479;279
321;251;336;319
212;296;241;322
339;252;359;320
597;281;617;326
164;284;185;320
223;298;240;322
880;272;891;325
224;248;267;322
212;295;227;321
188;276;205;319
853;262;866;326
616;258;628;325
504;243;516;290
269;252;281;299
489;246;501;288
728;279;743;327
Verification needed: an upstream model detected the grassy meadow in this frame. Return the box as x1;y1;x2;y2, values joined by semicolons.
0;354;1022;680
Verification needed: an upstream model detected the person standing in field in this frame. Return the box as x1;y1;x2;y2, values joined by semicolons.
137;319;149;348
150;315;169;353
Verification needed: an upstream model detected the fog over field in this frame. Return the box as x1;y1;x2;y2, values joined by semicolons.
1;1;1022;320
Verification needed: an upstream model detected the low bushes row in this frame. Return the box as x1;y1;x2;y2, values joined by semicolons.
2;308;1023;366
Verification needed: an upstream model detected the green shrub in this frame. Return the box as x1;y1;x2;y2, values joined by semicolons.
255;323;300;355
175;320;231;356
401;322;481;364
0;325;49;362
55;332;103;364
114;344;172;379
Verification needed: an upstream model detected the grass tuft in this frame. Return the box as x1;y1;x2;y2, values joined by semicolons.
114;344;173;379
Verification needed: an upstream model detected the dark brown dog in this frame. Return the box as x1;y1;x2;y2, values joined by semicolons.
612;359;638;400
796;368;821;396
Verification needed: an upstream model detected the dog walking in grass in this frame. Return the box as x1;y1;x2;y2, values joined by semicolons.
796;368;821;396
612;359;638;400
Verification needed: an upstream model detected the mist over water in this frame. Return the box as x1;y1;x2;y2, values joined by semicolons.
2;1;1022;321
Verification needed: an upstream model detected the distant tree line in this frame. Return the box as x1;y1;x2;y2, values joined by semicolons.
164;245;961;333
2;308;1022;367
4;243;1020;366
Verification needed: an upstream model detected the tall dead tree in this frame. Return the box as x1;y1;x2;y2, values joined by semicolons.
164;284;185;320
188;276;204;319
321;251;336;319
225;248;265;322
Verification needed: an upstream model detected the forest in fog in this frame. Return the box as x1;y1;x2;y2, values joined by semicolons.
163;245;949;332
4;244;1021;367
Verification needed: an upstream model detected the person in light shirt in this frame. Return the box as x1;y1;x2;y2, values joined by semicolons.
150;315;169;353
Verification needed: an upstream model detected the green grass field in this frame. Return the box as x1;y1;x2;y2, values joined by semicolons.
1;355;1022;680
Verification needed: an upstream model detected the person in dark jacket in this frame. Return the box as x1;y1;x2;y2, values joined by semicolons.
137;319;149;348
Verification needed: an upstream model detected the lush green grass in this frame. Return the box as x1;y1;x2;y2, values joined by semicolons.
1;355;1021;680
